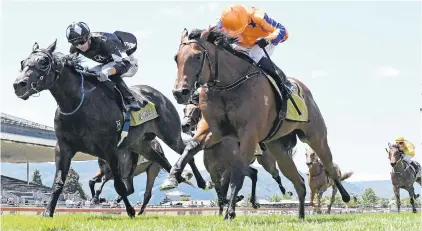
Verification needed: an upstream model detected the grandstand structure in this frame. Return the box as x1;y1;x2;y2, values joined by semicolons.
1;113;96;205
1;112;97;163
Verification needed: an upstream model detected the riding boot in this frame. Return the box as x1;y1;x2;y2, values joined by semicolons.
257;57;293;96
110;75;143;112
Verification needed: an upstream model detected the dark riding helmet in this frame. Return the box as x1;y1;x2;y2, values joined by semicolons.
66;22;90;44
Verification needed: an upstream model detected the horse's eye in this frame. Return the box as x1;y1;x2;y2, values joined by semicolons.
39;57;48;66
195;54;201;61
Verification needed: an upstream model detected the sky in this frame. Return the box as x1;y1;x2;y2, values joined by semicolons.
1;0;421;182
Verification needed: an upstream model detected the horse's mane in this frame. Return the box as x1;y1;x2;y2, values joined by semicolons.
188;28;254;63
53;52;83;69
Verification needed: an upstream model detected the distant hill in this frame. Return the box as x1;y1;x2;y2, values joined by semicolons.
1;161;420;204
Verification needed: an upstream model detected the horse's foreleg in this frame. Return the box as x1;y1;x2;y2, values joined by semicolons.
248;167;260;209
393;185;401;213
309;190;315;207
327;186;337;214
43;143;75;217
225;167;246;220
109;148;135;218
316;192;323;214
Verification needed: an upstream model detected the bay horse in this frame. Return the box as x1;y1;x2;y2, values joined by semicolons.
181;97;293;200
387;143;421;213
89;139;163;215
12;40;205;217
305;145;353;214
165;28;351;220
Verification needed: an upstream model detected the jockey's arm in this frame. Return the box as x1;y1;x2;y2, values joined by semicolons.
103;42;131;76
405;141;415;156
253;11;288;44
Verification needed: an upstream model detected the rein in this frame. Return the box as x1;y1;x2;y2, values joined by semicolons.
180;39;261;91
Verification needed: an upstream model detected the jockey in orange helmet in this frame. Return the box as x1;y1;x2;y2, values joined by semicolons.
214;5;292;94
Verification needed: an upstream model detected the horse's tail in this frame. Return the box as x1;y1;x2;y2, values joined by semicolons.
340;171;354;181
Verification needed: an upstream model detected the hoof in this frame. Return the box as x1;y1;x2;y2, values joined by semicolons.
287;191;293;197
181;171;193;181
415;194;420;199
252;202;260;209
42;210;53;218
91;197;100;204
137;208;145;216
160;177;179;191
341;193;351;203
127;207;136;218
224;212;236;220
205;181;215;191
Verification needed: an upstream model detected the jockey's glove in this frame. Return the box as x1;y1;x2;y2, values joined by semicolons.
256;37;271;48
97;68;111;82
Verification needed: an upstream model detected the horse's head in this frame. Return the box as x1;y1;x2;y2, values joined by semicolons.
305;147;318;167
181;103;201;135
13;40;60;100
387;142;404;167
172;27;237;104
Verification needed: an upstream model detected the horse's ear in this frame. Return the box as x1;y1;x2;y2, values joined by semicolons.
181;28;188;43
46;39;57;53
200;26;213;41
388;142;392;149
32;42;39;52
385;148;389;154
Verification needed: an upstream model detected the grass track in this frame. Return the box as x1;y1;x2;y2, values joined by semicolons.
1;212;420;231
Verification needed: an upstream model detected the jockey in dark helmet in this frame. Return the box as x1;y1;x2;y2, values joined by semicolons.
66;21;142;112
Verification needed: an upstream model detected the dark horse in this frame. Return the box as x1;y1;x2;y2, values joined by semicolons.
387;143;421;213
181;98;293;202
89;138;163;215
12;40;206;217
165;28;351;220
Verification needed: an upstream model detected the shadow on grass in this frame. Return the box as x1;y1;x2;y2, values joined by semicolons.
234;215;353;226
87;214;161;221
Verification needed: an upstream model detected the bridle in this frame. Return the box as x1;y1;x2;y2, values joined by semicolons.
20;47;88;116
19;47;63;97
179;38;261;92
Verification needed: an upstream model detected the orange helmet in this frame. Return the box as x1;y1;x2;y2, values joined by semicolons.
220;5;249;36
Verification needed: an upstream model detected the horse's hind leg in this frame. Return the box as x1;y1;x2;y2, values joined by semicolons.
257;154;291;196
300;134;350;203
405;185;418;213
266;140;306;220
327;186;337;214
138;163;161;215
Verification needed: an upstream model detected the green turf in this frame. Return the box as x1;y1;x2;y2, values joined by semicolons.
1;212;420;231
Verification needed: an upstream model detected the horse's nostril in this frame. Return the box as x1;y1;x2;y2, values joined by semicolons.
181;89;190;96
391;163;396;167
13;81;27;90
